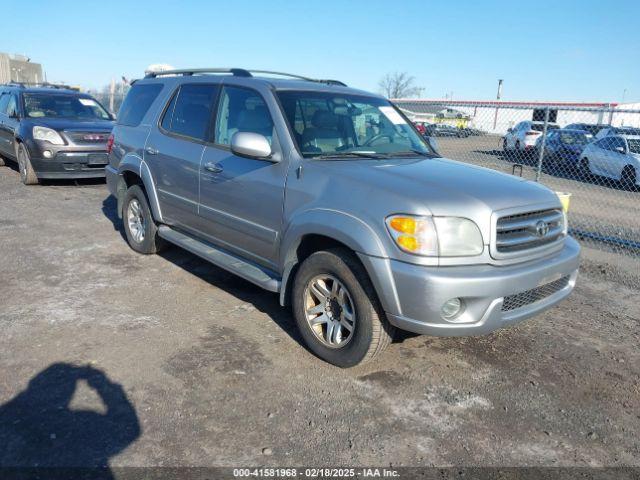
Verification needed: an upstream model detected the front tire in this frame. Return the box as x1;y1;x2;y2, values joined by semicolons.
122;185;166;254
17;143;39;185
621;166;637;191
292;248;395;367
579;157;593;180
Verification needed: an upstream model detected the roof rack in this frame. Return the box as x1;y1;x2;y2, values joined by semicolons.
143;68;347;86
2;82;79;91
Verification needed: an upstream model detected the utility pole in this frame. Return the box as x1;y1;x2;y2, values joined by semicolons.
109;78;116;113
493;79;503;130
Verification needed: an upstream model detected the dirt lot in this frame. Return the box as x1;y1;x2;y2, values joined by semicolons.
0;164;639;470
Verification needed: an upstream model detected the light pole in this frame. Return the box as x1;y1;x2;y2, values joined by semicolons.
493;79;503;130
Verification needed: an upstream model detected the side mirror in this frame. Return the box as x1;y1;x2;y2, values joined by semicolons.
9;110;19;119
231;132;272;159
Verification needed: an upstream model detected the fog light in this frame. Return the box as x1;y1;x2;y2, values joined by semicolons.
441;298;463;319
43;150;52;158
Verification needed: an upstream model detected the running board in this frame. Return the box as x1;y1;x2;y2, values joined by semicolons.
158;226;281;292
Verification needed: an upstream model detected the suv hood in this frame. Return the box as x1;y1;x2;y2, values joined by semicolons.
23;118;114;132
311;156;560;241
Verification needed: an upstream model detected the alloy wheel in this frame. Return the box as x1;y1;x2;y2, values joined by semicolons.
127;199;146;243
304;274;356;348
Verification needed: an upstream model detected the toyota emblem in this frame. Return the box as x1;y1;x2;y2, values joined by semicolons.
535;220;549;237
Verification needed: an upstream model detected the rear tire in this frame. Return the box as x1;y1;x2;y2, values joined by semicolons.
292;248;395;367
17;143;39;185
122;185;166;254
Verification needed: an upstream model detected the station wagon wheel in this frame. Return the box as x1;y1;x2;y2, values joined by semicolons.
304;274;356;348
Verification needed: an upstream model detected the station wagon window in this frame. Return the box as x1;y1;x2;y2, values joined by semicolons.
117;83;163;126
160;84;218;141
214;86;274;146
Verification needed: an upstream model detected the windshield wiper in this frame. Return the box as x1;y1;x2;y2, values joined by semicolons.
383;149;432;157
310;151;388;159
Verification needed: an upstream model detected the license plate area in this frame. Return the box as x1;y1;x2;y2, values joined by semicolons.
87;153;108;166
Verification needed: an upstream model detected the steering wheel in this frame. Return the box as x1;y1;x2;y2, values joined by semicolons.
363;133;393;147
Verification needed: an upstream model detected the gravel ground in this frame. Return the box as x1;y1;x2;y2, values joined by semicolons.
0;164;639;470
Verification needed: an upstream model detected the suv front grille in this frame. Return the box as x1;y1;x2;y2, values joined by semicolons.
502;275;570;312
495;208;564;254
66;131;110;144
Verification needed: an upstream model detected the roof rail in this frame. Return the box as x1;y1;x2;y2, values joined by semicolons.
143;68;347;86
249;70;347;87
144;68;252;78
2;82;79;91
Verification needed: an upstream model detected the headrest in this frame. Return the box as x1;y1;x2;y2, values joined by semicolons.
311;110;339;129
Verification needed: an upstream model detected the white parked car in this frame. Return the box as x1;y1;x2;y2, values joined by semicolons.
594;126;640;140
579;135;640;189
503;121;560;154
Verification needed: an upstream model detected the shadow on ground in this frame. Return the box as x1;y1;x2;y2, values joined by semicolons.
0;363;139;479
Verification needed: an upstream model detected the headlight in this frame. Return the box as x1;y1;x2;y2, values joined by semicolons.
386;215;438;256
386;215;483;257
433;217;484;256
33;126;65;145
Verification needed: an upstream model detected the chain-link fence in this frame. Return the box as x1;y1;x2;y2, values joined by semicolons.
395;100;640;262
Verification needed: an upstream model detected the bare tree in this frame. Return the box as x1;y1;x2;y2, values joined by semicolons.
378;72;423;99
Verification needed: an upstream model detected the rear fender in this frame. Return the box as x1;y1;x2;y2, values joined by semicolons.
117;154;163;223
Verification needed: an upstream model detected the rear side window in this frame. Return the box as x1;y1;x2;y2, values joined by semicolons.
117;83;163;126
160;84;219;141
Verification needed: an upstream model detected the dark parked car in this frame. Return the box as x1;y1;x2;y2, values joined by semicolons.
540;129;592;167
564;123;609;138
424;123;468;137
0;83;114;185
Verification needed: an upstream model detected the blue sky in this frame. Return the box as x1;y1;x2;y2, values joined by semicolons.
5;0;640;102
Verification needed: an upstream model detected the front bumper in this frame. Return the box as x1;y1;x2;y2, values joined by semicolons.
30;151;108;179
361;237;580;336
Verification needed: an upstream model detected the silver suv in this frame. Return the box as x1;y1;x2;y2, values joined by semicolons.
106;68;580;367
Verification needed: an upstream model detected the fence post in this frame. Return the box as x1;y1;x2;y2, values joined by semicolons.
535;107;550;182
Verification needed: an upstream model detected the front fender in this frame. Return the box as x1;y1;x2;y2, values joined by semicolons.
117;154;163;223
278;209;400;312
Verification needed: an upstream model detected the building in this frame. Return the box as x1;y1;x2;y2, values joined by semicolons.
394;99;640;134
0;53;44;84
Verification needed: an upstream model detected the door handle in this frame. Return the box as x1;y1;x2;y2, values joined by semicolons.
145;146;159;155
204;162;223;173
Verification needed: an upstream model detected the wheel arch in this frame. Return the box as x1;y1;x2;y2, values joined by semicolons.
278;209;390;309
116;155;163;222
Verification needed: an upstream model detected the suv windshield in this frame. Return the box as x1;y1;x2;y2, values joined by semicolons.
277;91;434;158
23;93;111;120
